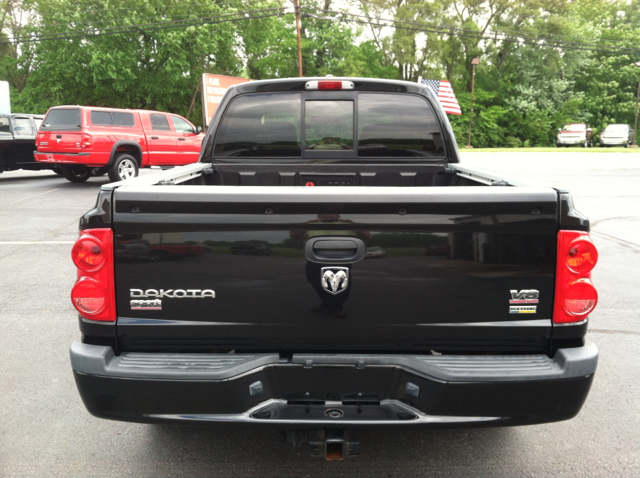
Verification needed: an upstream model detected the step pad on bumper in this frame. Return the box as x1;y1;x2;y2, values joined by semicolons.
70;341;597;382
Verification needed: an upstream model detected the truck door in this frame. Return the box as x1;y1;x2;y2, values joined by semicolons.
12;116;38;166
170;115;202;165
146;113;177;165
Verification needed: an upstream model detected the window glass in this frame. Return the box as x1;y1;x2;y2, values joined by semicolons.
604;124;628;132
150;114;171;131
357;94;445;157
171;116;194;133
41;108;81;131
91;111;113;125
13;118;34;135
113;112;135;126
563;124;586;131
214;93;301;157
0;116;11;134
305;101;353;151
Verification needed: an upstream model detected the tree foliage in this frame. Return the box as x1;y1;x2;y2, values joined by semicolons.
0;0;639;145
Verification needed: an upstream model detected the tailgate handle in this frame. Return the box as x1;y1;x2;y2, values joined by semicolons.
305;237;365;264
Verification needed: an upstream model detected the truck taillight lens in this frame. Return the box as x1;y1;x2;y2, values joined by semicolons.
305;80;355;90
71;228;115;322
554;231;599;324
72;234;105;272
563;279;598;316
566;237;598;273
80;133;92;148
71;278;106;315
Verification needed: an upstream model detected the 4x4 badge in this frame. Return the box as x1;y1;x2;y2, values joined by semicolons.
321;267;349;295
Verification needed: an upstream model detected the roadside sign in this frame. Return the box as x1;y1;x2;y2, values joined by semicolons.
201;74;250;127
0;81;10;114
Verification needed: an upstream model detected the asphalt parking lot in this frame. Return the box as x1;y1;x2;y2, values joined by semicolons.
1;152;639;477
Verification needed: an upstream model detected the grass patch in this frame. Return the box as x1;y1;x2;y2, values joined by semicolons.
460;146;640;153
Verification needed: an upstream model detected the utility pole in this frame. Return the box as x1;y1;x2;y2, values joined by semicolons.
466;58;480;149
633;62;640;147
293;0;303;77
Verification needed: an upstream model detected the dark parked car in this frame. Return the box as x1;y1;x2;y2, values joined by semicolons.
0;114;55;174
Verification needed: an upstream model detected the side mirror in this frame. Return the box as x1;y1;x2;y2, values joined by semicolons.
196;126;203;134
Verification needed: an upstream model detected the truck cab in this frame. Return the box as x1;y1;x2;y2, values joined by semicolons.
557;123;593;147
0;114;46;173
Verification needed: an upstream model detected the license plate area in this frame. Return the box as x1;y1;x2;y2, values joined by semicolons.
301;174;355;186
251;401;417;421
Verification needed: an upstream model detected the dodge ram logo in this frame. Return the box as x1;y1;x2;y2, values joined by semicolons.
321;267;349;295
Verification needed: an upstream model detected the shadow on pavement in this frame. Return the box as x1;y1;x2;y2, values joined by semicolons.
137;425;518;476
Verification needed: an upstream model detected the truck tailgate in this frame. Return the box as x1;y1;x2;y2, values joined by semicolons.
112;186;558;354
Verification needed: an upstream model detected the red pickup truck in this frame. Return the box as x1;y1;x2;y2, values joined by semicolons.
34;106;204;182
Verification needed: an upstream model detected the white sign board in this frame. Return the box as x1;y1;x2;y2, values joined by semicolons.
0;81;10;114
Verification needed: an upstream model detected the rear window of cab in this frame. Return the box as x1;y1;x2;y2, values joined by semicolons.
41;108;82;132
212;92;445;160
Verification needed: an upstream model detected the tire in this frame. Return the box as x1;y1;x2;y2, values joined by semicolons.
52;167;63;176
61;165;91;182
108;154;139;182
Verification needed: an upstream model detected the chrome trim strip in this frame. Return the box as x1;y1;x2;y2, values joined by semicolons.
149;399;502;426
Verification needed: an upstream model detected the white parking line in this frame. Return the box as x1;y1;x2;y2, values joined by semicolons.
7;188;59;205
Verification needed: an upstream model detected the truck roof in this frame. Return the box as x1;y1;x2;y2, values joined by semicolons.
231;76;439;101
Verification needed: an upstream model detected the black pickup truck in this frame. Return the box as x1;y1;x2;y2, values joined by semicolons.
70;77;598;460
0;114;51;174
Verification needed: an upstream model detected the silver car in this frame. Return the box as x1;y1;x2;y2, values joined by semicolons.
599;124;635;147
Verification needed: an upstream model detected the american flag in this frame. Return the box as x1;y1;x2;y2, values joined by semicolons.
418;78;462;115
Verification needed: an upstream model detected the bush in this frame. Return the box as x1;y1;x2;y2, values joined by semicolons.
504;136;523;148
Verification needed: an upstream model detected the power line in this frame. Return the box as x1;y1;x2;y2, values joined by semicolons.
32;2;274;31
0;7;286;45
308;8;640;56
3;4;639;58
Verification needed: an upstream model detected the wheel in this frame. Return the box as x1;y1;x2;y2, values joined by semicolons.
52;167;63;176
108;154;138;182
61;165;91;182
92;167;108;176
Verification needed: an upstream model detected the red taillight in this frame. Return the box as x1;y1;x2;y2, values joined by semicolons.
318;81;343;90
305;80;354;91
566;237;598;273
80;133;92;149
563;279;598;316
71;278;106;315
72;234;105;272
553;230;599;324
71;228;115;322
